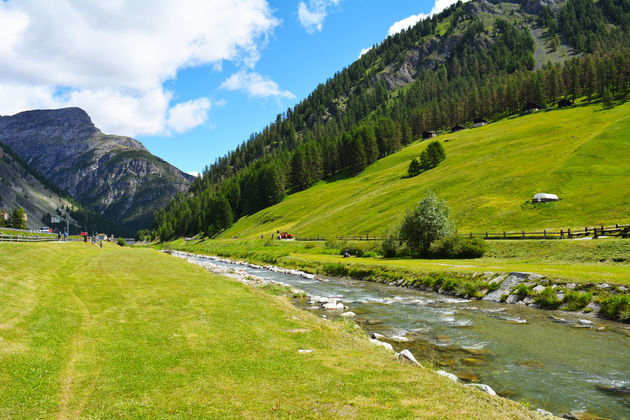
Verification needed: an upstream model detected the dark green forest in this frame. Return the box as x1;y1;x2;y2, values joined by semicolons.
153;0;630;240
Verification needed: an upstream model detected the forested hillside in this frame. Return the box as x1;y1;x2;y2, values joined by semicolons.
154;0;630;240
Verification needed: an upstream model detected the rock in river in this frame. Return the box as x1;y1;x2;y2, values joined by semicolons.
397;349;421;366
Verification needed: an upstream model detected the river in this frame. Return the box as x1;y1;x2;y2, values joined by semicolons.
187;253;630;419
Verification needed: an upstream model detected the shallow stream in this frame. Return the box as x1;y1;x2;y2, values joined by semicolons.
191;254;630;418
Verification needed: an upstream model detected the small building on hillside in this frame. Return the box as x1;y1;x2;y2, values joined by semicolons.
525;102;542;113
422;131;436;139
473;117;487;127
557;99;573;108
451;124;465;132
532;193;560;203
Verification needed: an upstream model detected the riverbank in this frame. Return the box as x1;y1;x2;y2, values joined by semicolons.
157;238;630;322
169;249;630;418
0;242;540;418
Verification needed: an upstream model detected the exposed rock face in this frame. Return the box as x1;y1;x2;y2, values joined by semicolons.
0;108;192;230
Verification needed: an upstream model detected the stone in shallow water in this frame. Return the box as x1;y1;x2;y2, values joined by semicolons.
562;411;611;420
457;372;480;382
462;358;483;366
517;360;545;369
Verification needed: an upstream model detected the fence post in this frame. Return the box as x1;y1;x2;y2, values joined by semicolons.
560;229;563;239
469;232;472;238
522;230;525;238
503;231;506;239
485;232;488;239
568;228;571;238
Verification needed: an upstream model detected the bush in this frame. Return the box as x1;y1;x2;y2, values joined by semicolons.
304;243;315;249
429;235;487;258
534;287;561;309
117;237;127;247
564;290;592;311
599;294;630;321
325;239;340;249
399;192;453;257
381;231;401;258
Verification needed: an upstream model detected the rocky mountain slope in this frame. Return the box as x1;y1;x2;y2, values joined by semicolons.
0;108;192;231
0;141;77;230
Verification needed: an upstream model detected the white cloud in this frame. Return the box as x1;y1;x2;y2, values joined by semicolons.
297;0;341;34
387;0;467;37
220;71;295;99
388;13;428;37
0;0;280;136
358;47;372;59
187;171;200;177
166;98;211;134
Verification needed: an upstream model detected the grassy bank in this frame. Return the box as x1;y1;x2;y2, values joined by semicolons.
160;238;630;321
220;101;630;239
161;237;630;285
0;242;538;418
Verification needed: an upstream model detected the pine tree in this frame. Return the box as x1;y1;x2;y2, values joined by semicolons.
407;158;422;177
10;207;27;229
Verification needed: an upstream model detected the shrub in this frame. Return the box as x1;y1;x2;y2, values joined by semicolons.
117;237;127;247
429;235;487;259
325;239;340;249
534;287;561;309
399;192;453;257
381;231;401;258
599;294;630;321
564;290;592;311
304;243;315;249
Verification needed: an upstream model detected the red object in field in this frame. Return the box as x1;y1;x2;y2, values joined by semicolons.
280;232;293;239
80;232;88;236
48;228;52;233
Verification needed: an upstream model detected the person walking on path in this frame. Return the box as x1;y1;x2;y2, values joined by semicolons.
64;231;68;241
57;231;61;241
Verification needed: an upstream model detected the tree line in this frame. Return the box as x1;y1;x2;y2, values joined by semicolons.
154;0;630;241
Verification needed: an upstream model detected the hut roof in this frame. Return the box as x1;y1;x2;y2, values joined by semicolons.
533;193;559;200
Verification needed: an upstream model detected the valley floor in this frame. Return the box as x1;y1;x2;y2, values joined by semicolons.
0;242;538;418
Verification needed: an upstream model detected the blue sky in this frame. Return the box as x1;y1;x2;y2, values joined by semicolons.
0;0;452;175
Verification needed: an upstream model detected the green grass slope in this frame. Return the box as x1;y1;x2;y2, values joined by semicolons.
0;243;537;418
224;102;630;238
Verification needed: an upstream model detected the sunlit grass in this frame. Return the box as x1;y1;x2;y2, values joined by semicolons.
0;242;537;418
222;102;630;239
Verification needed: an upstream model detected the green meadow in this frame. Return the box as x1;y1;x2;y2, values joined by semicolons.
222;101;630;239
0;242;539;419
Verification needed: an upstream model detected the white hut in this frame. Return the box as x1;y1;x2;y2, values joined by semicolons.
532;193;559;203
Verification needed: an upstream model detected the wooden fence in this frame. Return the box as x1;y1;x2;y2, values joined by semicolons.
0;233;63;242
296;223;630;242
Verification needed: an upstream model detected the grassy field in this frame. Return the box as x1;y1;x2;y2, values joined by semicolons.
163;238;630;286
221;101;630;239
0;242;539;418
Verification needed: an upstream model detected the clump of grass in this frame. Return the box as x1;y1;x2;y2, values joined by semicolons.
564;290;593;311
514;284;533;297
304;243;315;249
598;294;630;321
534;287;561;309
261;283;294;296
322;263;348;277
